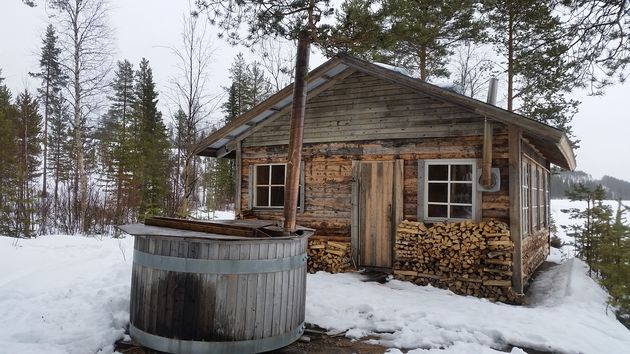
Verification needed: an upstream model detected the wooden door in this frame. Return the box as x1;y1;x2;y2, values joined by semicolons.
355;160;403;269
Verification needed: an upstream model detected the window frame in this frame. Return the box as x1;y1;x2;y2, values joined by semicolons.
521;156;551;236
423;159;477;222
252;163;303;209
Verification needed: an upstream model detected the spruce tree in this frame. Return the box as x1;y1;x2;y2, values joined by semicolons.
132;58;170;217
563;184;609;275
98;59;136;223
48;91;72;210
30;25;63;198
0;71;18;235
14;91;42;237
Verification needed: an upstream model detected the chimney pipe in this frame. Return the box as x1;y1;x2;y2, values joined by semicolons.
482;78;499;188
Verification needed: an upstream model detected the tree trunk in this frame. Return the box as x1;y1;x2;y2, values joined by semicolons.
419;45;427;81
507;14;514;112
283;33;310;232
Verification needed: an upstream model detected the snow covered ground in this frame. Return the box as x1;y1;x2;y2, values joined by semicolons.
0;202;629;354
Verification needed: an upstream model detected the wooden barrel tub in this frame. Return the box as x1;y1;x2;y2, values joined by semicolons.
119;223;311;354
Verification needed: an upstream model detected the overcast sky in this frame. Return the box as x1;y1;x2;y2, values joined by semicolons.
1;0;628;182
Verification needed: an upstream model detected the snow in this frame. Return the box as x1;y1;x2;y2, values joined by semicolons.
0;235;134;354
306;257;630;353
1;202;629;354
374;62;414;77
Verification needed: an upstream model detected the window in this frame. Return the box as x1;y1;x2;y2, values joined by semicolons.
521;157;550;235
522;161;530;235
253;163;302;208
424;160;476;221
532;167;539;231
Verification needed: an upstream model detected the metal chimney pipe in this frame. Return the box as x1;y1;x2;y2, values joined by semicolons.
487;78;498;105
482;78;499;188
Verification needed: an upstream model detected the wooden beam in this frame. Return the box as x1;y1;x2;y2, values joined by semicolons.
351;160;360;265
508;125;523;294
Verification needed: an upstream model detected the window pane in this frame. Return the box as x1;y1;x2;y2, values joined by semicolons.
451;164;472;181
451;183;472;204
271;165;285;184
428;165;448;181
256;165;270;185
451;206;472;219
428;204;448;218
256;187;269;206
270;186;285;206
428;183;448;202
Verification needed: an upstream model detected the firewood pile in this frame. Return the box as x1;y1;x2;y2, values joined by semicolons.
394;219;523;304
307;239;353;274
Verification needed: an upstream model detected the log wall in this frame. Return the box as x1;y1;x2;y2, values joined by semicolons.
522;228;550;282
240;135;510;238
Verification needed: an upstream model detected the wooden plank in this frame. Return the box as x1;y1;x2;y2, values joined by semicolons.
262;243;277;338
417;160;425;220
144;217;265;237
508;125;524;293
393;159;404;265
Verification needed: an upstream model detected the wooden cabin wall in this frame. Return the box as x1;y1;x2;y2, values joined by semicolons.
520;139;551;284
243;71;488;148
240;132;511;239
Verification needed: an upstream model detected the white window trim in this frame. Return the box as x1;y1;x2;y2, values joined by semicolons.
253;163;287;208
423;159;477;222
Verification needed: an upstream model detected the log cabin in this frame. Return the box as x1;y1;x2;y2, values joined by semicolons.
195;54;576;296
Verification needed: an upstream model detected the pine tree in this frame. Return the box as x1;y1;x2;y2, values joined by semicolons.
0;71;19;235
14;90;42;237
132;58;170;217
333;0;483;80
483;0;580;147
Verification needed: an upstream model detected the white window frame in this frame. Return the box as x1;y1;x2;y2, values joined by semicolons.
423;159;477;222
522;160;530;236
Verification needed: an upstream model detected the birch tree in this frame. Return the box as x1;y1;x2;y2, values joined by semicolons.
170;10;216;217
48;0;114;233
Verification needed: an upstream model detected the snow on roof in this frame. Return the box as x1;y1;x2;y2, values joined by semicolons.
373;62;414;77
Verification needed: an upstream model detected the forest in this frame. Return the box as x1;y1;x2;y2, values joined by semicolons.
1;0;629;239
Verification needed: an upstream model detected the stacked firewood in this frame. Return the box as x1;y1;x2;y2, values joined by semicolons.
307;239;353;274
394;219;523;304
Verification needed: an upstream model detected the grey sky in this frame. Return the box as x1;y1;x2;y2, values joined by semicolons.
1;0;628;181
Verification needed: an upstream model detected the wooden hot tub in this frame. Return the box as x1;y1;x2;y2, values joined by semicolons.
119;219;312;354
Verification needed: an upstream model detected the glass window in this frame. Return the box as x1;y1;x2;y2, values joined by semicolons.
253;163;302;208
522;158;551;235
522;161;529;235
425;161;475;221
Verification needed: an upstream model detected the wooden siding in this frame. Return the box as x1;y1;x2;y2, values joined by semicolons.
243;71;486;148
130;234;308;343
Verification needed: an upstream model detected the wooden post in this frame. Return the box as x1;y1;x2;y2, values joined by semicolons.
283;33;310;231
235;140;242;218
508;125;523;293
